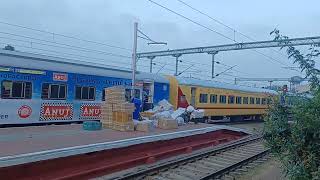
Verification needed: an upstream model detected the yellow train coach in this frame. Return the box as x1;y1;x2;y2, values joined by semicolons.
166;76;278;122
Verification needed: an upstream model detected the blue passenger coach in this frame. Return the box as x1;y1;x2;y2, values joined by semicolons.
0;49;170;125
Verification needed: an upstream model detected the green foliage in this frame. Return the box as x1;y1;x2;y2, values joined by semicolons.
264;30;320;180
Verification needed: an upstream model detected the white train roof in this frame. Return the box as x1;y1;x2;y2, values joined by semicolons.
0;49;169;83
176;77;278;94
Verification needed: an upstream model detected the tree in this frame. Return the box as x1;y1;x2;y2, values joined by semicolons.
263;30;320;180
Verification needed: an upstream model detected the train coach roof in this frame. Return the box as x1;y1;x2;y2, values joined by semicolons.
176;77;278;94
0;49;169;83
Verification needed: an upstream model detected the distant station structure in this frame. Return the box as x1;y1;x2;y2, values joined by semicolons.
234;76;309;91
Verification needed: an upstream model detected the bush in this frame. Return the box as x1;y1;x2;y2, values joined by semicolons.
263;30;320;180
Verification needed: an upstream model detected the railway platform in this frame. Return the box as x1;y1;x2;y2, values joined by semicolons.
0;123;249;180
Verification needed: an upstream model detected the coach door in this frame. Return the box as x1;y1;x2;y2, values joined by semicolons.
191;87;196;107
142;81;154;111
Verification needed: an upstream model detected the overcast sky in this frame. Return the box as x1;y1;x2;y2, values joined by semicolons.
0;0;318;87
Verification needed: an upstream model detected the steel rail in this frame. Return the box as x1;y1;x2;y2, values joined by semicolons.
105;135;264;180
201;148;270;179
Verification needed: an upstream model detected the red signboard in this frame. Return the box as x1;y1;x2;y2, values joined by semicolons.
53;73;68;81
80;104;101;120
40;103;73;121
81;106;101;117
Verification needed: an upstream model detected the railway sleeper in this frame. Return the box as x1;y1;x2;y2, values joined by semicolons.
206;157;235;165
215;155;243;162
179;165;209;174
188;162;217;172
237;147;266;154
231;146;266;153
200;160;227;169
221;151;256;157
222;151;256;158
170;168;202;179
163;172;194;180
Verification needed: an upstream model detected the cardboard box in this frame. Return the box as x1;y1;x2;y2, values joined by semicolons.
136;120;154;132
113;102;135;113
105;86;125;94
112;112;133;123
101;103;114;110
102;122;113;129
105;96;126;104
112;121;134;131
140;112;155;119
104;86;126;103
158;118;178;130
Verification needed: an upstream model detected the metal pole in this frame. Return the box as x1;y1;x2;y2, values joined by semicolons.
149;56;155;73
211;54;215;78
175;56;179;76
131;22;138;98
234;78;237;85
150;58;153;73
269;81;272;89
173;54;181;76
208;51;218;78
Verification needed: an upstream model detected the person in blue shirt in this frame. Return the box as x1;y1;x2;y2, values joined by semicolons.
131;97;142;120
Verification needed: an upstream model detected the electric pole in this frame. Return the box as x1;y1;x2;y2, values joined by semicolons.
148;56;155;73
208;51;218;78
173;54;181;76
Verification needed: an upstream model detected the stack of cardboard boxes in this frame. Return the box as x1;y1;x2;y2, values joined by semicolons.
101;86;135;131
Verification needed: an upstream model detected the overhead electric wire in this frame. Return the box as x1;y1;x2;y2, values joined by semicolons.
0;31;172;68
180;58;256;76
0;41;152;70
0;20;131;51
176;0;289;59
147;0;291;67
147;0;235;42
0;34;131;59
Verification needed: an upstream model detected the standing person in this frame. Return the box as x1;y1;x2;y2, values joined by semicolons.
132;97;142;120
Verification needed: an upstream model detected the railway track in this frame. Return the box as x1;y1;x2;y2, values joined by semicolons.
97;136;270;180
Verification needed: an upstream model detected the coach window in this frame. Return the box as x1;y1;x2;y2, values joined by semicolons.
199;94;208;103
210;94;217;103
75;86;95;101
1;81;32;99
219;95;226;104
250;97;255;104
256;97;261;104
243;97;249;104
228;95;235;104
42;83;67;100
236;96;242;104
262;98;267;105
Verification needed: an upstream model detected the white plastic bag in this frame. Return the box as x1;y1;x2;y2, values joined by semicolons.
176;117;185;126
171;108;186;120
152;111;172;119
158;99;174;111
186;105;195;113
191;109;205;119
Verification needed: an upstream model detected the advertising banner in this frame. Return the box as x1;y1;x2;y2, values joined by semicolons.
79;103;101;120
40;103;73;121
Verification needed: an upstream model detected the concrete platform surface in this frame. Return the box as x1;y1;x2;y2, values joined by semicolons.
0;123;248;167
